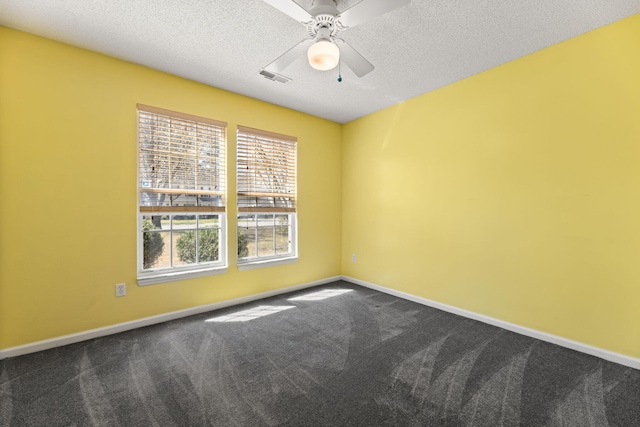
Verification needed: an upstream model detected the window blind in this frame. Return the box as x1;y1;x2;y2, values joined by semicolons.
138;104;226;213
236;126;297;213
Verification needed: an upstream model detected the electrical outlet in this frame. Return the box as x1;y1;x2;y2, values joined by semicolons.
352;254;357;262
115;283;126;297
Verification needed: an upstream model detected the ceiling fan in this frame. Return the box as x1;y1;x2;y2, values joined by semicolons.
260;0;411;82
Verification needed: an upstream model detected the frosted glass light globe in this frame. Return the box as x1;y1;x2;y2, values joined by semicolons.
307;40;340;71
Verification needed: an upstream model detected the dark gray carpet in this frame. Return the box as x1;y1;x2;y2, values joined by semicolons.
1;281;639;426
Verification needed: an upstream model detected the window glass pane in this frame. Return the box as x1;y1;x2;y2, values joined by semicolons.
142;215;170;230
257;215;275;257
170;193;198;207
275;215;290;255
198;228;219;263
143;230;170;269
238;215;256;258
160;215;171;230
199;214;219;228
143;192;173;208
174;229;196;266
237;214;255;229
142;215;170;270
197;194;223;207
172;215;196;230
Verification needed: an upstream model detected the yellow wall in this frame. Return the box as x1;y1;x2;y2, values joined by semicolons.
342;14;640;358
0;28;342;349
3;14;640;360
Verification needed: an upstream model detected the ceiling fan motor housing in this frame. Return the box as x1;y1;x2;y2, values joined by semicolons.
307;0;342;40
309;18;340;40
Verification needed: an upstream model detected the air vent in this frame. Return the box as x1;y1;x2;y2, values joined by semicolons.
259;69;291;83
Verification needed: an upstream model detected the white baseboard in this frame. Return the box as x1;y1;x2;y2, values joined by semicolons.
5;275;638;370
0;276;341;360
341;275;640;370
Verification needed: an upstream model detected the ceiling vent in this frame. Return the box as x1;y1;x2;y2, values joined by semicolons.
259;69;292;83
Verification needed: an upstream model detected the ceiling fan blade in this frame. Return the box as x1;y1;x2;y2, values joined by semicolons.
338;0;411;28
263;39;313;74
336;40;374;77
262;0;313;23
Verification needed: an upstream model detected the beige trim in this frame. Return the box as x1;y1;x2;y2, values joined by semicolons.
137;104;227;128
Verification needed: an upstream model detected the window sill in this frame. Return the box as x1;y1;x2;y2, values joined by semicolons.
237;256;298;271
138;265;228;286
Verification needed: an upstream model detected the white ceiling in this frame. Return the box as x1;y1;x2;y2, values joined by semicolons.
1;0;639;123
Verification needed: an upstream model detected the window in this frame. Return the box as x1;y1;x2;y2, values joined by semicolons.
137;104;227;285
236;126;297;268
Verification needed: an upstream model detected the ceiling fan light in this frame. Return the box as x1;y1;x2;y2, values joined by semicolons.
307;40;340;71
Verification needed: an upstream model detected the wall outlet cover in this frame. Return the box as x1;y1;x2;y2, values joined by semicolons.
115;283;126;297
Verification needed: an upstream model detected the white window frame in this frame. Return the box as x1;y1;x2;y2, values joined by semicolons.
137;105;228;285
236;126;298;270
236;213;297;271
137;214;228;285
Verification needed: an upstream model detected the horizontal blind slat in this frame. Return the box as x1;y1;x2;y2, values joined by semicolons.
236;127;296;212
138;107;226;209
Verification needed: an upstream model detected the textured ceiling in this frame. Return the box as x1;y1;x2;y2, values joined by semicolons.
1;0;639;123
